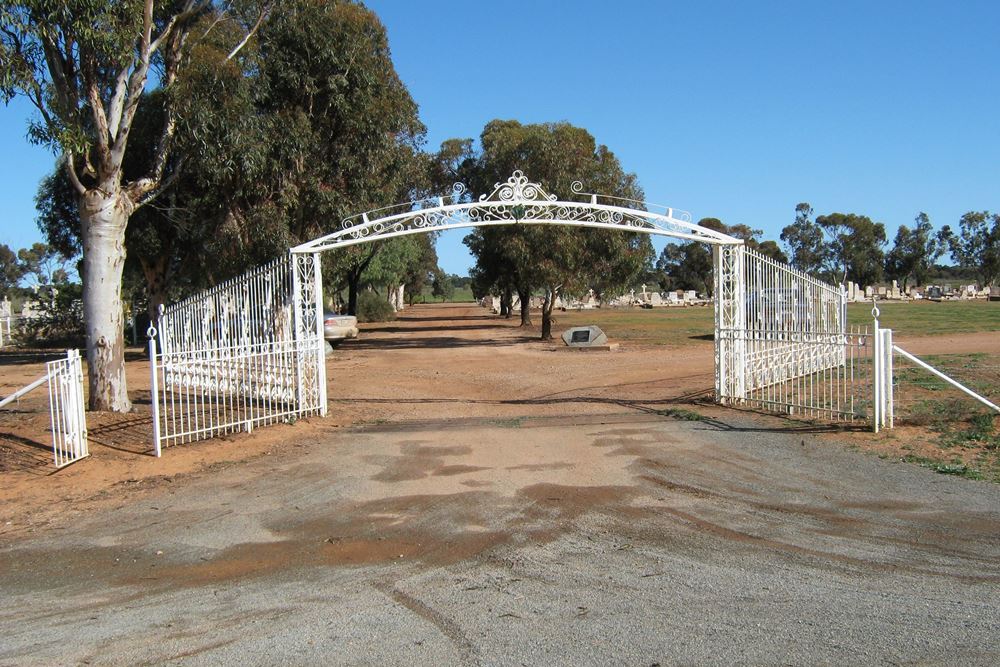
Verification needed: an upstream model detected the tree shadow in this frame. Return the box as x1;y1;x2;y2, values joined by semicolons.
341;335;539;351
330;388;855;436
0;432;53;475
362;324;511;335
88;415;156;456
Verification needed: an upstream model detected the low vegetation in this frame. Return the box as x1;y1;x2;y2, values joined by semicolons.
356;291;397;323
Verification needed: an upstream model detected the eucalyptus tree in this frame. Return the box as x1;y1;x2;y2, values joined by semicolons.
461;120;651;339
0;244;25;295
942;211;1000;288
815;213;886;287
884;213;945;290
780;203;827;277
0;0;267;410
656;219;785;295
256;0;426;315
31;13;275;325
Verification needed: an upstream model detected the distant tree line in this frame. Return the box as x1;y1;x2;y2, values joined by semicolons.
648;206;999;296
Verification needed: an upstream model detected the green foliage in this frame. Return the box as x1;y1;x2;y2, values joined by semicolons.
884;213;946;289
355;290;395;323
18;281;84;346
816;212;887;286
16;242;70;286
0;244;25;295
430;267;454;300
780;203;828;277
942;211;1000;287
459;119;652;337
655;239;711;294
655;218;785;295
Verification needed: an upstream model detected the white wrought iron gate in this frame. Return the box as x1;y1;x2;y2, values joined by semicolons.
716;245;873;424
148;251;326;455
0;349;88;467
47;349;89;466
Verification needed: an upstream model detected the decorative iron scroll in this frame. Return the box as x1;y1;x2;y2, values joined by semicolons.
294;170;732;253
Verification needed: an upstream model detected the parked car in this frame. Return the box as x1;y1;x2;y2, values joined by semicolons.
324;311;359;346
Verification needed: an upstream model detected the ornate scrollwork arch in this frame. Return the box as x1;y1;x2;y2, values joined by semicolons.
292;170;740;253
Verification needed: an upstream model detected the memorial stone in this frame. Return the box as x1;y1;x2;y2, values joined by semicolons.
561;325;609;348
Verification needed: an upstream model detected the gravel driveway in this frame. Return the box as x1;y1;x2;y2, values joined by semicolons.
2;408;998;666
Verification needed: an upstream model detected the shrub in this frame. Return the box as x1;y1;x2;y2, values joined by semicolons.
356;290;395;323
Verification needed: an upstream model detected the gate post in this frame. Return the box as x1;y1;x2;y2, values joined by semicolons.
714;243;746;403
148;325;162;457
312;252;327;416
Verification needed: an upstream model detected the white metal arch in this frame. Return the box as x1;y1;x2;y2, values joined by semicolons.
292;170;742;253
148;169;861;457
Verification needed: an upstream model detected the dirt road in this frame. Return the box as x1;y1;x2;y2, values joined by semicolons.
1;304;999;665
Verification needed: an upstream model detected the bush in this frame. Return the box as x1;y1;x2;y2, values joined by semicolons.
356;290;396;323
17;283;85;347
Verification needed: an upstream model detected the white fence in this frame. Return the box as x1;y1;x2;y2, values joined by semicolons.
0;349;89;467
149;252;326;455
741;327;876;424
716;245;852;420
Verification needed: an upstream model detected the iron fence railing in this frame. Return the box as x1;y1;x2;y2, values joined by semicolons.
149;252;326;456
0;349;88;467
729;326;874;423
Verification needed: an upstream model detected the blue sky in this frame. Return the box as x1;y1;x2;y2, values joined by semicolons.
3;0;998;275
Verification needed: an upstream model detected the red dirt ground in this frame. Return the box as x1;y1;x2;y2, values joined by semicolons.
1;302;998;536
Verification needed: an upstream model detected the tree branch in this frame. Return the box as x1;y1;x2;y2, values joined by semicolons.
226;1;271;61
63;152;87;196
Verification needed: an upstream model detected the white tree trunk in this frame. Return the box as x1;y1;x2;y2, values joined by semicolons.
80;189;132;412
396;284;405;311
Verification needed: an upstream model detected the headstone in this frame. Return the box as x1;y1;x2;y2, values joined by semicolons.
890;281;901;299
649;292;663;306
877;286;887;297
683;290;697;302
0;297;9;318
927;286;942;300
864;286;873;298
561;325;609;348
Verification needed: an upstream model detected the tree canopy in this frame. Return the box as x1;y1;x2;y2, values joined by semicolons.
459;120;652;338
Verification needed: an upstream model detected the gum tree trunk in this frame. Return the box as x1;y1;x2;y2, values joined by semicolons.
140;253;170;326
80;189;133;412
540;287;556;340
518;287;532;326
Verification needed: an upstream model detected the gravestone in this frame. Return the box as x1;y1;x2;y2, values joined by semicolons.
561;325;609;347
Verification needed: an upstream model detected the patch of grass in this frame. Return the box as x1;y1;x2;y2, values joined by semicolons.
657;408;708;422
848;300;1000;336
900;454;985;481
552;306;715;346
485;417;524;428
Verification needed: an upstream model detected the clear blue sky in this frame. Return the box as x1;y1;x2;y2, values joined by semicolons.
3;0;998;275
